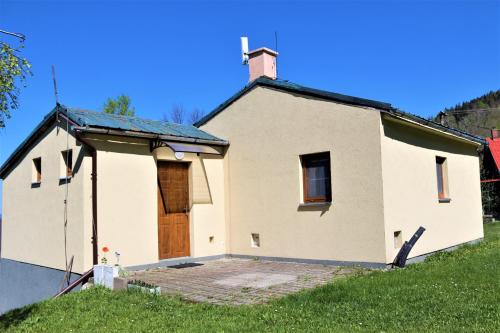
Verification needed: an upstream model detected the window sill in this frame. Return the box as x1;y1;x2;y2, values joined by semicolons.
299;202;332;208
59;177;72;185
438;198;451;203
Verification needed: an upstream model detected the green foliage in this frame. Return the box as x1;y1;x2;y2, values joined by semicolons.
128;280;158;289
0;41;32;128
102;95;135;116
1;224;499;332
445;90;500;113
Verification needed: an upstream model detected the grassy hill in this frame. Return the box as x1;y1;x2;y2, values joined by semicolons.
436;90;500;137
1;223;499;332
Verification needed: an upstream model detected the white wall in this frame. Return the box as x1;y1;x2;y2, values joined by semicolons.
86;134;226;268
380;116;484;263
1;124;92;273
201;86;388;264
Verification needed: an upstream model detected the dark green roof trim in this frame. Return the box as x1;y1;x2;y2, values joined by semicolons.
384;108;486;145
0;107;61;179
0;105;226;179
195;77;485;145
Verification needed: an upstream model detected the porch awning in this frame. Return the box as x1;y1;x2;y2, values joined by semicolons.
164;141;224;155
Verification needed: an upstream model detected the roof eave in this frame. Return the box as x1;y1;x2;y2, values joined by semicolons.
382;110;485;145
0;105;228;179
73;126;230;146
0;107;61;179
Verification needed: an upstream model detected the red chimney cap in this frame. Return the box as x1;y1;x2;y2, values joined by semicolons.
492;127;499;140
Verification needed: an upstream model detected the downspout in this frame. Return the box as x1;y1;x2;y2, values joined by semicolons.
74;132;98;265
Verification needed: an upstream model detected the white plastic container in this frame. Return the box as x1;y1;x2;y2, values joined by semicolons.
93;265;119;289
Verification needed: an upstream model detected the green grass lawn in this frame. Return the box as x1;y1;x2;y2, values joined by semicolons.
1;223;499;332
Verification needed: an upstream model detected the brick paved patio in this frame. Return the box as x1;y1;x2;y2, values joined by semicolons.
127;258;366;305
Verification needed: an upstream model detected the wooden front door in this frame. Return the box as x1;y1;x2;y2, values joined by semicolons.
157;161;190;259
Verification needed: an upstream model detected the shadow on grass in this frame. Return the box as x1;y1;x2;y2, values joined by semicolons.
0;304;36;330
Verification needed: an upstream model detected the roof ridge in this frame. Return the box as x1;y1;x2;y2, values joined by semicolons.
194;77;394;127
194;77;484;145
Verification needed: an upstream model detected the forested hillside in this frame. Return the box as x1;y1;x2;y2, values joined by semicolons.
435;90;500;219
435;90;500;138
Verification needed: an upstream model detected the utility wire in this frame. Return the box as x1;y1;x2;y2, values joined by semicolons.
444;108;500;114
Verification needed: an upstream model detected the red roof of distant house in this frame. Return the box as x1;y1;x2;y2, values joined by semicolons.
486;137;500;171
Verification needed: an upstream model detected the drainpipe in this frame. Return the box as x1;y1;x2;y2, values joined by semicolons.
74;132;98;265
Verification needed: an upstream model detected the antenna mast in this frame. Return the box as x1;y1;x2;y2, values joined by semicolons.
274;31;279;78
52;65;59;105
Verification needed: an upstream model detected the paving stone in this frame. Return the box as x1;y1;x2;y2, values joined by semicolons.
126;258;366;305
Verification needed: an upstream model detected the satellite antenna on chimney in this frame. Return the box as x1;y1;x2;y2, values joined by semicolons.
241;37;249;65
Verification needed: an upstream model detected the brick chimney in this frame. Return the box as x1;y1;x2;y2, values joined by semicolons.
247;47;278;82
492;127;499;140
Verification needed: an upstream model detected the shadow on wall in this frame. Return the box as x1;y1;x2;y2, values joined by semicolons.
0;259;81;315
297;204;331;217
194;154;218;206
85;135;152;156
382;117;478;156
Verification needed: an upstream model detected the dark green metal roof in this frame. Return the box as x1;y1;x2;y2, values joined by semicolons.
0;105;225;179
63;107;224;142
194;77;485;144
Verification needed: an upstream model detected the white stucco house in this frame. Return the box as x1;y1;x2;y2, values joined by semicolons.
0;46;484;313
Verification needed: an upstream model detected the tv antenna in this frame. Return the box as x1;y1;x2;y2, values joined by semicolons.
241;36;249;65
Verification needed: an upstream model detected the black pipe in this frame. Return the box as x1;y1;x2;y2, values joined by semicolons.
90;146;98;265
392;226;426;268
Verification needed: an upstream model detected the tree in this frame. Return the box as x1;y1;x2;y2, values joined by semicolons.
189;107;205;125
0;37;32;128
164;104;186;124
163;105;205;125
102;94;135;116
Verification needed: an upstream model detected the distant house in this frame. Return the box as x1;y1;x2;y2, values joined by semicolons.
0;46;484;313
482;128;500;218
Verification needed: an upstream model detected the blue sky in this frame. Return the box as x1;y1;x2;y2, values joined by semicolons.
0;0;499;210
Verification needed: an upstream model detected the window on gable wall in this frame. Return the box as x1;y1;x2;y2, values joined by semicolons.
436;156;449;201
61;149;73;178
301;152;332;203
32;157;42;183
